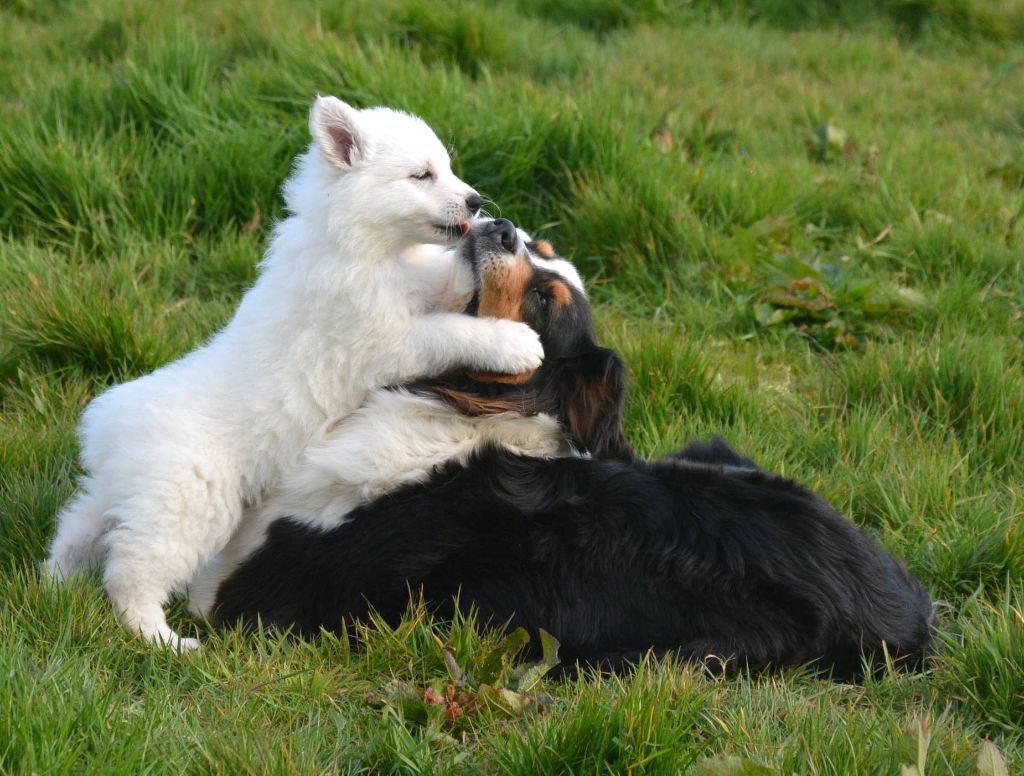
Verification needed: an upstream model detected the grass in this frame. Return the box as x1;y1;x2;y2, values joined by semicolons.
2;0;1023;771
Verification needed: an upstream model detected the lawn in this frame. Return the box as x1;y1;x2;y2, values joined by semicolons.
2;0;1023;772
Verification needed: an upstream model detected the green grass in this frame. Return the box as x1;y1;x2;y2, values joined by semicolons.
2;0;1023;771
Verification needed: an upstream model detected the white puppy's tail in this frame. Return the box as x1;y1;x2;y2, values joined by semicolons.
44;486;109;582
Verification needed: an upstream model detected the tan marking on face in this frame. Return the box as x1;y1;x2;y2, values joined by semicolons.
548;279;572;308
473;251;540;382
477;252;534;322
534;240;556;258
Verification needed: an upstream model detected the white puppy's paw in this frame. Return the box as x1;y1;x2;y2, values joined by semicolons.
139;622;201;653
154;629;201;653
174;635;202;653
479;319;544;374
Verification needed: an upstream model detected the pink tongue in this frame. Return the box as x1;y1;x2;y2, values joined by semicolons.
460;220;471;237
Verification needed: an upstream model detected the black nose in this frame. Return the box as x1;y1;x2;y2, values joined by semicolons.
465;191;483;215
483;218;518;253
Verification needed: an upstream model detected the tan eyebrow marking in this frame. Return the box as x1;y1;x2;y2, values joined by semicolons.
533;240;556;258
547;279;572;308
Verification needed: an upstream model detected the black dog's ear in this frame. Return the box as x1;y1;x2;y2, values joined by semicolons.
560;347;633;460
668;436;760;470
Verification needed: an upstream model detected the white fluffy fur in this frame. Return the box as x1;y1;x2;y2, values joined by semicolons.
187;249;586;618
45;97;544;650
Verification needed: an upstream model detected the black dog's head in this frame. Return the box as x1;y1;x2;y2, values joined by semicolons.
415;218;633;460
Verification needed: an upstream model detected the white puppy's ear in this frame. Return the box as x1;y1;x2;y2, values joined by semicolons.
309;95;366;167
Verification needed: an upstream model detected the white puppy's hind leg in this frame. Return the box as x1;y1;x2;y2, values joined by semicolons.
186;506;268;619
185;555;225;620
45;482;110;582
101;469;243;652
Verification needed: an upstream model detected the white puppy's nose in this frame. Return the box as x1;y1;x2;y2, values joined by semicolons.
465;191;483;215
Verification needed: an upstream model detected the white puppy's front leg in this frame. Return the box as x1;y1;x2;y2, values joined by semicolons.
398;313;543;380
399;244;477;314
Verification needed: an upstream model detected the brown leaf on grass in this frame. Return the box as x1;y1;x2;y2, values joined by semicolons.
423;686;444;706
443;700;464;723
976;741;1009;776
373;630;561;727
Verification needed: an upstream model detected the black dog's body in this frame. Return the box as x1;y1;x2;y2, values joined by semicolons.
213;438;934;680
212;223;933;680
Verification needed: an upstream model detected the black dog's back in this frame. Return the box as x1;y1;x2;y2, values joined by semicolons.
653;451;934;677
213;441;934;681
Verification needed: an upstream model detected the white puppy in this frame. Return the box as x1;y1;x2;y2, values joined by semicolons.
46;97;543;650
187;221;587;617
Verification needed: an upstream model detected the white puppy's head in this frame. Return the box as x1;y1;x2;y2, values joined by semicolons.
306;96;481;249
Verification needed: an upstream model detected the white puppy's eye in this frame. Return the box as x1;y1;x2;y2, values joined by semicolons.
411;170;434;181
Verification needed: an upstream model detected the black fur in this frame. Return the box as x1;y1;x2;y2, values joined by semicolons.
211;231;933;680
212;437;935;681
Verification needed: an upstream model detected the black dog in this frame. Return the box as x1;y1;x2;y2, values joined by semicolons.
210;227;934;681
213;427;934;683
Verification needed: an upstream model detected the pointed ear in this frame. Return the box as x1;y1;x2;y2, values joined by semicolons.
560;347;633;459
309;95;366;167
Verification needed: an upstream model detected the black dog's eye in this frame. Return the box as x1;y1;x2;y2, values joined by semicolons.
533;287;549;307
411;170;434;181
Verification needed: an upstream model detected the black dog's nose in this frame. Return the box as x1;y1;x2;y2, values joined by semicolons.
465;191;483;215
483;218;518;253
